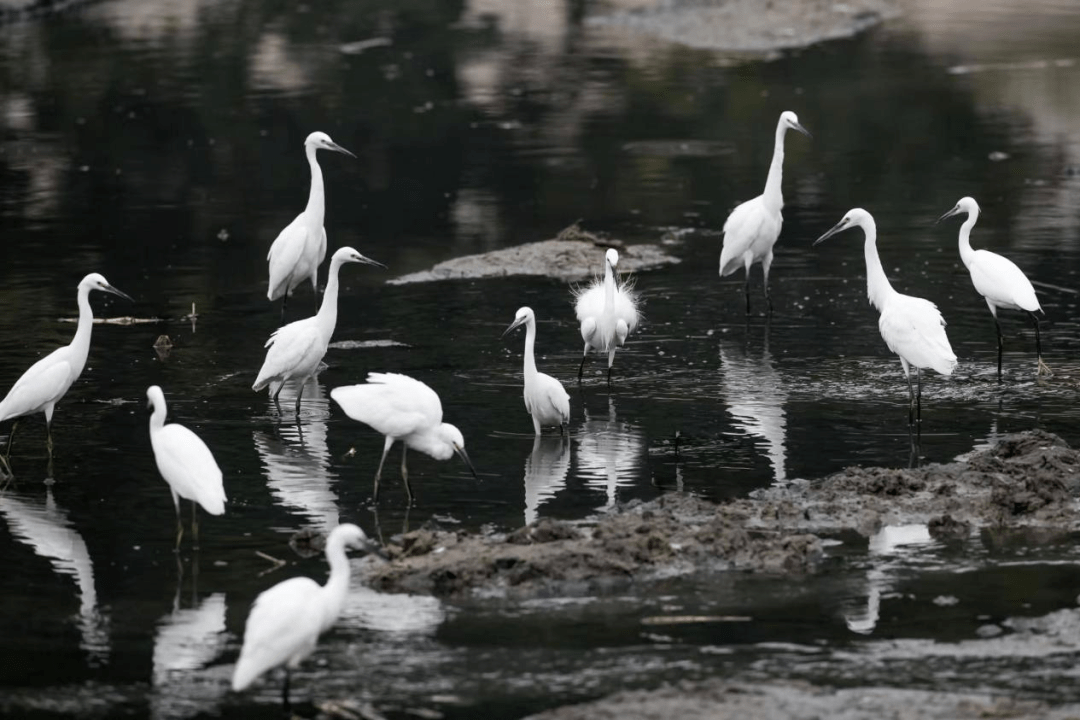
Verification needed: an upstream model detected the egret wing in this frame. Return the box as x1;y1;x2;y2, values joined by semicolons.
969;250;1040;312
152;424;226;515
539;374;571;425
253;319;321;390
879;296;957;376
0;355;73;422
331;373;442;437
266;216;307;300
573;280;606;323
613;287;639;334
232;577;323;691
719;197;767;275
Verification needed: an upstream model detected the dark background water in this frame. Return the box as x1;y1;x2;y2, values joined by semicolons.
2;0;1080;717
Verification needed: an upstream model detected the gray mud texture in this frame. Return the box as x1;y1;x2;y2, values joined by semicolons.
388;223;679;284
521;680;1080;720
362;431;1080;599
587;0;900;55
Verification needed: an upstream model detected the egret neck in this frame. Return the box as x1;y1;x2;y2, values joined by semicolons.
316;255;346;339
70;284;98;380
304;143;326;232
522;313;538;382
761;119;789;215
859;215;896;312
319;532;352;632
956;205;980;269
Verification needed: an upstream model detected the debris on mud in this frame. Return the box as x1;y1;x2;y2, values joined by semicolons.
388;223;680;284
361;431;1080;600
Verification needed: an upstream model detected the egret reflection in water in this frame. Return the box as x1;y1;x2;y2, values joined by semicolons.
253;378;339;533
576;395;646;511
719;335;788;485
523;434;571;525
844;524;933;635
151;581;228;720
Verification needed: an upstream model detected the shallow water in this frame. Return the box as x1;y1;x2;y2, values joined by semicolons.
2;0;1080;717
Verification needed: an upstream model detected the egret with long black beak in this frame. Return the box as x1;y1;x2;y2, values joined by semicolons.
503;306;571;435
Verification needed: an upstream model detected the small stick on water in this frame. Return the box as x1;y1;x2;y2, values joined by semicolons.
255;550;287;576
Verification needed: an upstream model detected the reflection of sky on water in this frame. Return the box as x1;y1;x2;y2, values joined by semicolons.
719;337;788;485
523;434;571;525
0;489;110;667
253;378;340;533
577;396;647;512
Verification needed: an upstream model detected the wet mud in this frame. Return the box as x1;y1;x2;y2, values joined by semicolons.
364;430;1079;599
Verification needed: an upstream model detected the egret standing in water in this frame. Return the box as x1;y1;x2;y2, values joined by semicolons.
574;248;639;383
146;385;226;550
0;273;132;476
266;131;356;319
503;306;571;435
253;247;385;416
719;111;811;314
815;209;957;425
938;197;1049;379
232;523;381;711
331;373;476;504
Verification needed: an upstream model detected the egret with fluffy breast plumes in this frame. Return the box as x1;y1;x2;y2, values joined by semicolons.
503;306;571;435
146;385;226;551
253;247;385;416
232;523;381;711
330;373;476;504
574;248;639;384
266;131;356;320
0;273;132;476
938;196;1049;379
815;209;957;425
719;111;811;314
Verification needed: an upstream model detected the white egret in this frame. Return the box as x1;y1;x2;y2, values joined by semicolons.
938;197;1049;379
253;246;385;415
573;248;639;383
815;209;957;425
719;111;811;314
267;131;357;319
232;523;380;710
147;385;226;550
0;273;132;476
330;373;476;504
503;306;571;435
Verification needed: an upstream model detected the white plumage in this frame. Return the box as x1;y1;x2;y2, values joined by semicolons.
147;385;225;550
938;196;1049;377
254;246;384;415
0;273;131;476
573;248;640;383
719;110;811;314
503;306;571;435
267;131;356;319
232;523;378;709
330;373;476;504
815;208;957;424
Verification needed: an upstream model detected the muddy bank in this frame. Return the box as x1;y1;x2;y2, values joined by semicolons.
363;431;1080;599
388;224;680;284
587;0;900;55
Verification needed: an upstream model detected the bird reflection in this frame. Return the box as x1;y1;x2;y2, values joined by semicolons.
719;335;788;485
576;395;646;511
150;562;228;720
0;488;110;665
253;378;339;533
843;524;932;635
524;434;571;525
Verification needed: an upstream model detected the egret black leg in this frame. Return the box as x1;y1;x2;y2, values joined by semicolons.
373;437;393;503
578;353;588;382
45;421;54;459
905;371;915;426
174;509;184;553
993;317;1003;381
282;667;291;712
401;444;414;506
294;382;305;416
191;501;199;550
280;294;288;322
743;270;752;315
271;382;285;409
606;365;613;387
916;367;922;430
1028;311;1052;376
762;257;774;314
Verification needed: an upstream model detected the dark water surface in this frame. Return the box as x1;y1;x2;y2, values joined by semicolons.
2;0;1080;717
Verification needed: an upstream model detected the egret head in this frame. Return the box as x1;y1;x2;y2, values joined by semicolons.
780;111;812;139
814;208;873;246
304;131;357;159
937;196;981;224
79;273;134;302
330;246;386;269
502;306;535;337
439;423;478;479
327;523;385;559
605;248;620;271
146;384;165;412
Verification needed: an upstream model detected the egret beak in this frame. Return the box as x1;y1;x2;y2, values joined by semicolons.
104;284;134;302
792;121;812;139
355;254;387;269
327;141;356;159
352;536;390;561
813;219;849;246
501;316;527;338
453;444;479;480
936;205;963;224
